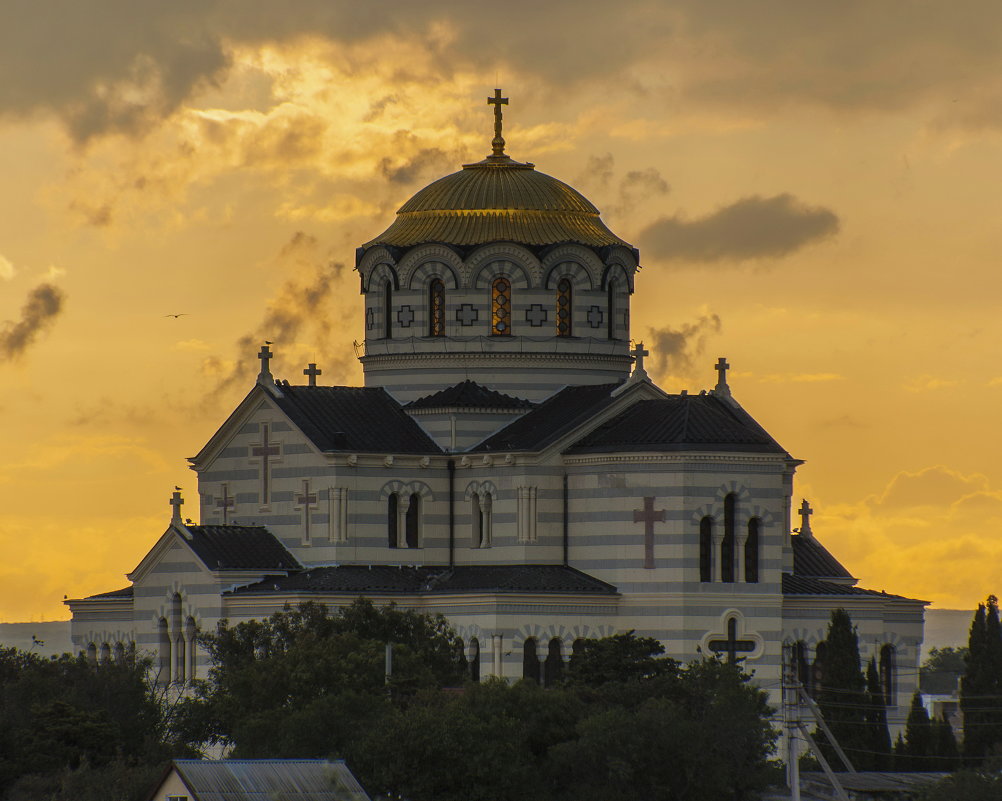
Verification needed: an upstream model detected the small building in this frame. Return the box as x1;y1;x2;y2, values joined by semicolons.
146;759;372;801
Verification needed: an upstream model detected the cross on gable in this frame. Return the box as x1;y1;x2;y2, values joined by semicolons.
303;363;322;387
708;618;756;663
487;88;509;157
525;304;547;327
258;344;273;377
215;484;234;524
169;490;184;524
631;341;650;377
249;423;281;506
799;499;813;537
633;496;665;569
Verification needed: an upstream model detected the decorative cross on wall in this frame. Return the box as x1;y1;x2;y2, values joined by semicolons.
215;484;234;525
587;306;604;328
456;304;479;326
633;496;665;569
525;304;547;326
708;618;756;663
296;479;318;543
397;305;415;327
249;423;281;506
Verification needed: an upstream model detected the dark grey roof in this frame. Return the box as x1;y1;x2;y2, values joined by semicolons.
182;525;301;571
782;574;914;600
165;759;371;801
406;380;534;410
272;384;441;454
474;383;620;451
565;394;788;454
229;564;618;596
792;534;853;579
85;586;134;600
801;771;948;794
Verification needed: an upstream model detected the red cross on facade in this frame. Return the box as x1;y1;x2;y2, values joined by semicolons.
633;496;665;569
215;483;234;524
295;479;318;542
249;423;281;506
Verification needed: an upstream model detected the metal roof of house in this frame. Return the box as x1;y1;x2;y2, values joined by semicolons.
228;564;618;596
181;525;301;572
782;574;916;600
271;384;441;454
83;585;134;600
791;534;854;580
406;380;534;411
565;395;788;455
163;759;371;801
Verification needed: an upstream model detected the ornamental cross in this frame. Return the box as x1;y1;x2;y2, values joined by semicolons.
215;484;234;524
633;496;665;569
250;423;281;506
715;357;730;392
257;343;273;382
799;499;813;537
631;341;650;376
708;618;756;663
487;88;508;156
295;480;318;542
169;490;183;524
304;363;322;387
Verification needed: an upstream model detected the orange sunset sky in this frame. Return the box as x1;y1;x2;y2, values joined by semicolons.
1;2;1000;621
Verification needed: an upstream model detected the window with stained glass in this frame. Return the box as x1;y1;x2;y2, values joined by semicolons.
556;278;572;336
491;276;511;336
429;278;445;337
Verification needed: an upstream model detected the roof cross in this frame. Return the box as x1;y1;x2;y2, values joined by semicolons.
714;357;731;396
304;362;322;387
631;341;650;379
798;499;813;537
487;88;508;157
169;490;184;524
257;343;273;385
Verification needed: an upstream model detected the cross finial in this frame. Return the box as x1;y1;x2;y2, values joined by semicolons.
714;356;731;397
487;88;509;157
170;490;184;525
798;499;813;538
631;341;650;379
257;343;273;385
304;362;322;387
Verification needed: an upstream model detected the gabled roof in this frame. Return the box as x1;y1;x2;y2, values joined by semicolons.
182;525;301;572
792;534;854;580
271;384;441;453
228;564;618;596
406;380;534;411
84;586;134;600
565;394;789;454
473;383;621;451
782;574;918;601
160;759;371;801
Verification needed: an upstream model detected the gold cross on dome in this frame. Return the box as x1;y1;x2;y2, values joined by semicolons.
487;88;509;156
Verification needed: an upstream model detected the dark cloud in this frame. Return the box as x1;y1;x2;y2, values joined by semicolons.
575;154;615;190
616;167;669;214
379;148;453;185
639;194;839;264
0;283;65;360
646;312;721;378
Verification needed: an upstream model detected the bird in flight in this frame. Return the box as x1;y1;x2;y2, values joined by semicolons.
164;313;187;318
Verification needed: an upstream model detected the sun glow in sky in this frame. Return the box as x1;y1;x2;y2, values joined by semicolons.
2;2;1001;621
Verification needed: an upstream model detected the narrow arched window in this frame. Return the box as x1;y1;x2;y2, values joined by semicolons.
387;493;399;548
186;617;198;682
721;494;736;583
86;642;97;663
469;637;480;682
745;517;760;583
170;592;185;684
523;637;540;684
429;278;445;337
472;494;483;547
491;276;512;336
793;641;811;694
157;618;170;686
699;516;713;582
556;278;572;337
544;638;564;687
405;493;420;548
99;643;111;663
607;280;616;339
813;641;827;691
880;644;896;707
383;280;393;339
113;642;125;663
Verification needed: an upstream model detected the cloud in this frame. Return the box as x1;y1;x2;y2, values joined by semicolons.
905;375;959;393
758;372;844;383
379;147;453;185
646;312;722;379
872;465;989;510
0;283;65;361
0;254;14;280
638;194;839;264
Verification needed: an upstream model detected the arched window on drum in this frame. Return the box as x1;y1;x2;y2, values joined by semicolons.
428;278;445;337
491;277;512;336
556;278;572;337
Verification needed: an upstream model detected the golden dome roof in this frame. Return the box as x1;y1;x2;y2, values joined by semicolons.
362;154;632;250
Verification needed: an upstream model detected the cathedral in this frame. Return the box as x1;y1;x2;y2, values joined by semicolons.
67;93;925;728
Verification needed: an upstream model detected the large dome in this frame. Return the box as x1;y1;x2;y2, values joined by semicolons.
362;154;632;250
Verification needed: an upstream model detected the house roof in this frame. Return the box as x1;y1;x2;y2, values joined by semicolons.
791;534;854;579
161;759;371;801
228;564;618;596
84;586;134;601
474;383;621;451
565;394;788;455
271;384;441;454
406;380;534;411
181;525;301;572
782;574;916;600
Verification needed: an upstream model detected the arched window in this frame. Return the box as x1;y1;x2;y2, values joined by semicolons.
383;280;393;339
721;494;736;583
157;618;170;685
607;280;616;339
556;278;572;337
471;493;482;546
880;644;896;707
405;493;420;548
813;641;827;691
491;276;512;336
387;493;399;548
86;642;97;663
429;278;445;337
745;517;760;583
186;617;198;682
171;593;185;684
699;516;713;582
99;643;111;663
113;641;125;663
544;638;564;687
572;638;586;658
469;637;480;682
523;637;540;684
793;641;811;694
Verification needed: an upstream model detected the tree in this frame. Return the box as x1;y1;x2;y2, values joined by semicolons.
565;630;679;686
902;691;934;771
815;608;868;771
920;647;968;695
864;655;892;770
918;760;1002;801
961;595;1002;762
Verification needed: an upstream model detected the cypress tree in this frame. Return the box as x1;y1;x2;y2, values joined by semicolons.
961;595;1002;763
816;608;868;770
903;691;933;771
864;655;892;770
931;714;959;771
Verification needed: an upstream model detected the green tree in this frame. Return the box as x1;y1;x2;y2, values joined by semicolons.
961;595;1002;762
815;608;868;771
918;761;1002;801
920;646;968;695
864;655;892;770
566;630;679;686
902;691;934;771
